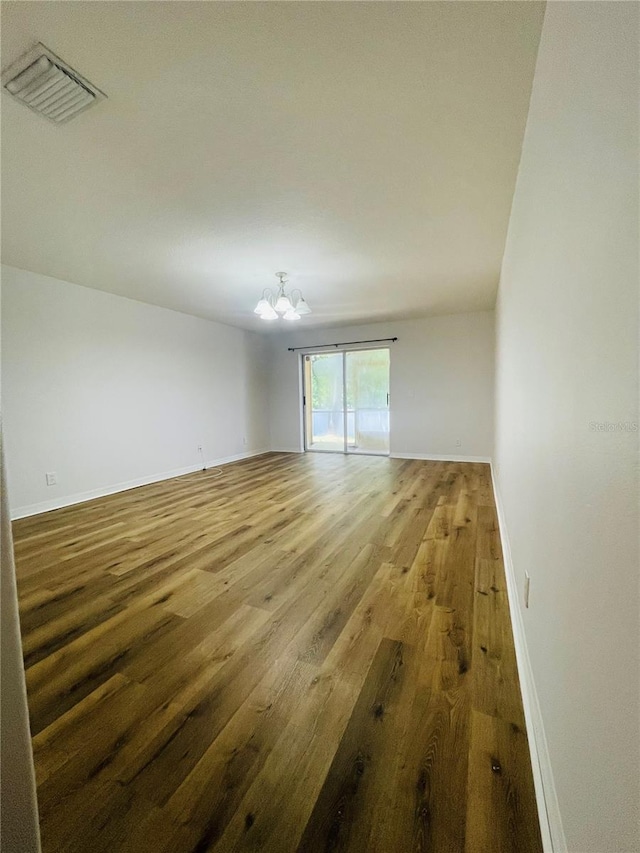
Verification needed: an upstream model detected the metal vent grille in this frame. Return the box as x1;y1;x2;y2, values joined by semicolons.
2;44;106;124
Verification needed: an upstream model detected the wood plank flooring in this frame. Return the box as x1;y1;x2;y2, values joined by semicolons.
12;452;542;853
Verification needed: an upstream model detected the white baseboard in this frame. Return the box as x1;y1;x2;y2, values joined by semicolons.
391;452;492;463
273;450;491;462
205;449;270;468
490;463;567;853
10;449;270;520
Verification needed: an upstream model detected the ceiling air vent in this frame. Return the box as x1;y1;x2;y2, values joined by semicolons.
2;43;106;124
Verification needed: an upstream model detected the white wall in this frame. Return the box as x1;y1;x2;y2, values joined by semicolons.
1;265;270;517
494;4;639;852
1;434;41;852
267;312;494;460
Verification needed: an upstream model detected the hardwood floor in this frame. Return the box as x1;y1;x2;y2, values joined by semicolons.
12;452;542;853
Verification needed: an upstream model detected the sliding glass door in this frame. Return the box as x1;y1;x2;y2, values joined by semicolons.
345;348;390;454
304;352;346;452
304;348;390;455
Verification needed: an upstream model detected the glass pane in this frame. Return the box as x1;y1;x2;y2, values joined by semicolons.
345;349;390;455
305;353;345;451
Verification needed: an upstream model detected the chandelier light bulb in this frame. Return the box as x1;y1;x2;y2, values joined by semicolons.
254;297;271;315
293;294;311;315
274;293;293;314
259;305;278;320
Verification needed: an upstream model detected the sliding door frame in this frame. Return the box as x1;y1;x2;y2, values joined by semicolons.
301;345;391;457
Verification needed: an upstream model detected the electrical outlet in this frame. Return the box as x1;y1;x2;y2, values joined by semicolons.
524;572;531;608
455;439;462;447
45;472;57;486
197;445;203;454
242;437;248;446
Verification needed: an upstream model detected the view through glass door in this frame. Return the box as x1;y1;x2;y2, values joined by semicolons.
304;348;390;455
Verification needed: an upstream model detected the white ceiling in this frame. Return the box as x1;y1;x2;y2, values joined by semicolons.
1;1;545;332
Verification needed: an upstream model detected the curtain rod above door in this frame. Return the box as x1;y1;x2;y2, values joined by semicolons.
287;337;398;352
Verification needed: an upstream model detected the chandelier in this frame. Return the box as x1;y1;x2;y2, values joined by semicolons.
253;272;311;321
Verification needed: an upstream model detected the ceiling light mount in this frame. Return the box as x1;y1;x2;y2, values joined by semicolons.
254;272;311;322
